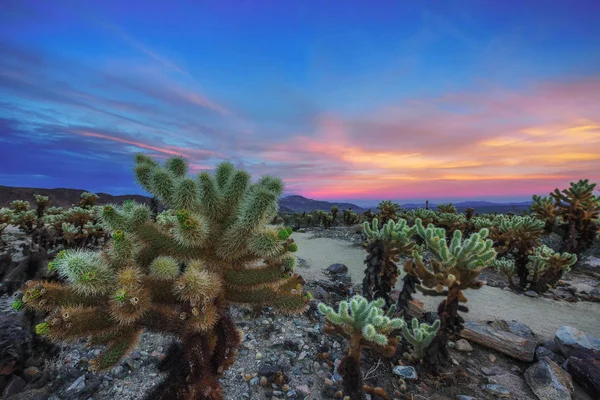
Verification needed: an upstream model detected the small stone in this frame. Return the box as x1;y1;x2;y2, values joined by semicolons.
482;383;510;397
298;351;307;361
333;341;341;349
67;375;86;392
250;377;260;386
524;290;538;297
296;384;311;396
243;373;252;382
260;376;268;386
324;378;333;386
489;354;497;363
455;339;474;352
255;352;262;360
448;341;456;349
392;365;418;380
23;366;40;378
456;396;476;400
481;366;503;376
287;389;297;398
282;384;290;391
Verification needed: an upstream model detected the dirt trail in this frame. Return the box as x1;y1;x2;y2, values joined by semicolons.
293;231;600;339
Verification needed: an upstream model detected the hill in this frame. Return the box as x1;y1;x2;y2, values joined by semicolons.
278;195;366;213
0;186;530;214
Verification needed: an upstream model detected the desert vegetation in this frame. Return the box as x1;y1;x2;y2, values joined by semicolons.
0;158;599;400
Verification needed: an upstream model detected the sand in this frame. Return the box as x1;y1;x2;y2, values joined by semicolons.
293;231;600;340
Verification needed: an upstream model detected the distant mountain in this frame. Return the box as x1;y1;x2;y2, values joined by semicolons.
0;185;154;209
277;195;366;213
0;186;530;215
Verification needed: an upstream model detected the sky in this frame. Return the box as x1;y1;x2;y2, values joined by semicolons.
1;0;599;207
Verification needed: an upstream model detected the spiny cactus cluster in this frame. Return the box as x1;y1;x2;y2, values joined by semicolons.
318;296;404;400
362;218;417;309
401;318;440;361
377;200;402;224
14;154;309;400
550;179;600;254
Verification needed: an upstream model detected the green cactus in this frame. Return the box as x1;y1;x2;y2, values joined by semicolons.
437;203;457;214
16;154;308;400
491;258;516;289
377;200;402;223
319;296;403;400
401;318;440;360
526;245;577;293
362;218;417;309
550;179;600;254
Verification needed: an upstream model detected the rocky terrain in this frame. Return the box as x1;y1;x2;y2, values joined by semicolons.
1;225;600;400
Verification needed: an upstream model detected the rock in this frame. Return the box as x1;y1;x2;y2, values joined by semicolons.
258;363;279;377
456;396;476;400
392;365;418;380
524;290;538;297
554;326;600;358
455;339;473;352
482;383;511;397
488;373;533;400
565;356;600;399
2;375;26;398
23;366;40;379
326;263;348;275
298;351;307;361
314;286;328;299
66;374;86;392
460;320;538;361
524;357;573;400
489;354;497;363
296;384;311;396
535;346;564;364
481;366;503;376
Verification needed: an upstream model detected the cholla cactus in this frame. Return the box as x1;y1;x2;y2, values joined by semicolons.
343;209;360;225
492;215;545;289
531;195;557;232
0;208;13;239
437;203;457;214
437;213;467;237
362;218;417;309
401;318;440;361
318;296;404;400
405;208;437;226
526;245;577;293
471;217;496;231
15;154;309;400
10;200;31;213
491;258;516;289
550;179;600;254
377;200;402;223
406;219;496;292
78;191;99;208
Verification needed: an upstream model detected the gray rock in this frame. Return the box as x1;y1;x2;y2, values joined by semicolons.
455;339;474;352
554;326;600;358
482;383;511;397
460;320;538;361
392;365;418;380
297;351;307;361
326;263;348;274
565;355;600;399
525;357;573;400
535;346;564;364
456;396;476;400
481;366;503;376
66;374;86;392
524;290;538;297
314;286;328;299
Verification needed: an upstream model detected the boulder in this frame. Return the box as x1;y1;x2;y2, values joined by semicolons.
565;356;600;399
326;263;348;275
459;320;538;362
524;357;573;400
554;326;600;359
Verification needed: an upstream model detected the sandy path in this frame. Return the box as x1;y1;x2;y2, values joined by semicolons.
293;231;600;340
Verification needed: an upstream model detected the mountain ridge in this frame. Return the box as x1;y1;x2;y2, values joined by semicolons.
0;186;531;214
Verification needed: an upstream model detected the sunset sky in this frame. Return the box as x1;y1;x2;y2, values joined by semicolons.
1;0;599;206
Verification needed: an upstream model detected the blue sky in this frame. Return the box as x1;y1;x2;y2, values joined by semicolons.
1;0;599;206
